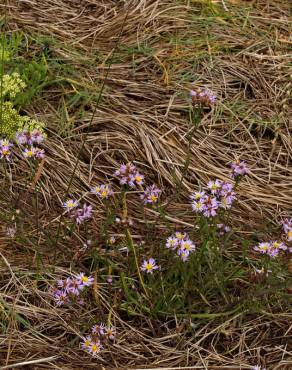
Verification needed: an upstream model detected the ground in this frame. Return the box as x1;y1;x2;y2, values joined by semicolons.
0;1;291;369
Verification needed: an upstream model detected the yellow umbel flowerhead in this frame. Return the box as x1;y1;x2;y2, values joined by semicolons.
2;72;26;98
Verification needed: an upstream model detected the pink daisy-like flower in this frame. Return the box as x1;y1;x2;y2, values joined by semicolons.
81;335;93;351
91;184;113;199
177;248;190;262
140;184;161;204
254;242;271;255
33;147;45;159
166;236;179;250
15;131;28;145
180;239;196;253
88;340;102;357
190;191;206;201
67;278;81;295
30;129;45;144
191;199;206;213
63;199;79;212
23;146;36;159
92;323;106;336
75;272;94;288
141;258;160;274
104;325;116;340
54;290;69;306
114;162;144;188
207;179;222;195
202;196;219;217
190;88;217;106
57;277;72;293
282;218;292;241
230;160;249;179
74;204;93;224
0;143;13;160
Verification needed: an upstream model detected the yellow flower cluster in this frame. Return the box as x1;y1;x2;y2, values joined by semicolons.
0;102;45;138
2;72;26;98
0;47;10;62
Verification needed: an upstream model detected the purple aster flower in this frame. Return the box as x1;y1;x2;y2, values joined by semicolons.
92;323;106;336
74;204;93;224
230;160;249;179
267;241;287;257
180;239;196;253
91;184;113;199
177;248;190;262
88;340;102;357
254;242;271;255
67;278;81;295
282;218;292;241
33;147;45;159
57;277;72;293
166;236;179;250
54;290;69;306
190;191;206;201
81;335;93;351
104;325;116;340
207;179;222;195
190;87;217;106
114;162;144;188
75;272;94;287
202;196;219;217
29;129;45;144
0;142;13;160
282;218;292;233
191;198;206;213
140;184;161;204
23;147;36;159
220;182;234;196
15;131;29;145
141;258;160;273
63;199;79;212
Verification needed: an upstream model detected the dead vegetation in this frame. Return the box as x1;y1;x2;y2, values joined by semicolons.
0;0;291;369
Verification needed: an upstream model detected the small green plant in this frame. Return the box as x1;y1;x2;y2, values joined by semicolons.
0;35;46;138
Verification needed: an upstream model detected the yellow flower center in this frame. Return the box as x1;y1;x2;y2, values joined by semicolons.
82;276;89;282
67;201;74;208
27;150;34;157
136;175;142;182
91;344;98;352
101;190;108;197
85;339;90;346
150;194;157;202
145;263;153;270
184;243;191;250
288;230;292;238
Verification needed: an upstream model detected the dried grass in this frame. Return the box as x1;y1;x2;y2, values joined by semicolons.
0;0;291;368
